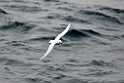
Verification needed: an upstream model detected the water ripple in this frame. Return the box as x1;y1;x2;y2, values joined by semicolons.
0;21;34;31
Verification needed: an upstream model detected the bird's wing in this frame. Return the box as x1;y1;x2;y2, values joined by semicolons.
55;23;70;40
40;43;55;60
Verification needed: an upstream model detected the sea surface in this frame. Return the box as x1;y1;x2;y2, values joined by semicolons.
0;0;124;83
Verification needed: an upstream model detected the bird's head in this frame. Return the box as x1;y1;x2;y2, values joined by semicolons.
55;40;62;45
58;40;62;44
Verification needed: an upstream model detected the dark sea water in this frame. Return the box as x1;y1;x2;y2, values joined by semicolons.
0;0;124;83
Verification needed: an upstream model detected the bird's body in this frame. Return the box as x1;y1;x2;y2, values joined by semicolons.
40;23;70;60
49;40;62;44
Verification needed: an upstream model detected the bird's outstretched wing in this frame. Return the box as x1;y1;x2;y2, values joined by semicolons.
40;43;55;60
55;23;70;40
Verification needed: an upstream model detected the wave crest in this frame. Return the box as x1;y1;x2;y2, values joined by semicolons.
66;29;102;38
79;10;123;24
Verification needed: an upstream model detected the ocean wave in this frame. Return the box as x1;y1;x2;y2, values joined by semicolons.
44;13;62;19
44;0;59;2
79;10;123;24
0;21;34;31
24;77;42;83
63;16;91;24
63;78;88;83
44;14;91;25
5;41;25;47
66;29;90;38
27;29;106;43
90;60;115;67
84;70;115;77
29;36;55;41
65;59;115;68
0;57;34;67
66;29;102;38
4;4;47;12
99;6;124;13
27;29;103;42
57;6;73;11
121;34;124;38
0;8;7;14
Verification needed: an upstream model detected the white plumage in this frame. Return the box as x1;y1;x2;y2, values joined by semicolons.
40;23;70;60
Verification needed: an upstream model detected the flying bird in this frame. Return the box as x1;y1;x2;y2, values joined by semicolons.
40;23;70;60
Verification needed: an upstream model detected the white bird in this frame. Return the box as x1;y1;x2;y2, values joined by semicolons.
40;23;70;60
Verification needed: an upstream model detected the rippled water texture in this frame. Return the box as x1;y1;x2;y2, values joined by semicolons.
0;0;124;83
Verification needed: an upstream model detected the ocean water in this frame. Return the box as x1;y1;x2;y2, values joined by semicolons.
0;0;124;83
